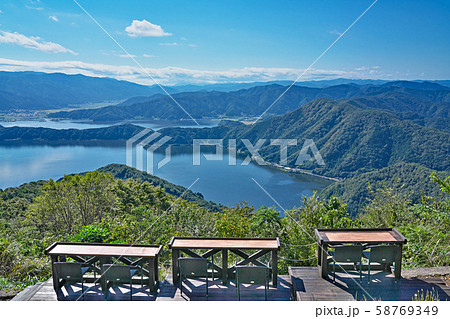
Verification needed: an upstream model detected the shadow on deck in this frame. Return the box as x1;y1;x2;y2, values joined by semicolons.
15;268;449;301
289;267;450;301
12;275;294;301
157;274;293;301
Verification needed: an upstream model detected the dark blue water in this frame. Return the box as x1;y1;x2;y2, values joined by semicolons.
0;145;331;211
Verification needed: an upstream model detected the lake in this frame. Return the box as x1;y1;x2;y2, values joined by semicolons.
0;119;217;130
0;145;332;212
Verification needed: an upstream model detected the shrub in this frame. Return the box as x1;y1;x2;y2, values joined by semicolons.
71;225;110;243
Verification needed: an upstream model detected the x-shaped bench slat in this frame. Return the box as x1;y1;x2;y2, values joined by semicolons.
230;249;269;268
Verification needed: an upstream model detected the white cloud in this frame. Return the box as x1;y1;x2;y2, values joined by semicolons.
116;54;136;58
49;16;59;22
160;42;178;46
0;58;390;86
143;54;156;58
125;19;171;37
188;44;197;47
0;31;77;55
25;5;43;11
0;10;3;14
180;37;187;41
25;0;42;10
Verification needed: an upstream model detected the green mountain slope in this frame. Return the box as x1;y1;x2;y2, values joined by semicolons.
160;98;450;178
318;162;449;215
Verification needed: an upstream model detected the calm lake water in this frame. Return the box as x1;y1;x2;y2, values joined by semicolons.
0;145;332;211
0;119;217;130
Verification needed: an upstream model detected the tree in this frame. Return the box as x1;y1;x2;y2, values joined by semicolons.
27;172;116;236
357;183;411;228
214;202;253;237
251;206;282;237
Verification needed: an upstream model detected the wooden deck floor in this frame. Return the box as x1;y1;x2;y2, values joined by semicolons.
289;267;450;301
157;274;293;301
12;275;294;301
13;267;450;301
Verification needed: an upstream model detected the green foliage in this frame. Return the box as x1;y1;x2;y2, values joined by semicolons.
27;172;117;236
214;203;253;237
319;163;449;216
0;166;448;295
357;184;411;228
278;195;352;273
0;236;50;283
431;173;450;198
318;196;352;228
358;179;450;268
71;225;110;243
98;164;223;212
251;206;282;237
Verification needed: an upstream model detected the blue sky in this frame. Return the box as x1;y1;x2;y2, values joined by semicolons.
0;0;449;85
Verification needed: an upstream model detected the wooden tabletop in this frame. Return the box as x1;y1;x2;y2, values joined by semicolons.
315;228;406;245
169;237;280;250
45;242;162;257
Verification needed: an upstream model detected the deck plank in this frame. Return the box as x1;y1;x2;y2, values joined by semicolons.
289;267;450;301
11;275;293;301
156;274;293;301
13;268;449;301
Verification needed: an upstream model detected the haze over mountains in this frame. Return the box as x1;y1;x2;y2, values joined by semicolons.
0;71;161;110
48;80;450;131
1;71;449;116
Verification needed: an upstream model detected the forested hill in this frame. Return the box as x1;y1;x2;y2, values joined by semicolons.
160;98;450;178
156;96;449;213
96;164;223;212
318;162;449;215
0;123;144;146
0;164;223;212
50;81;450;128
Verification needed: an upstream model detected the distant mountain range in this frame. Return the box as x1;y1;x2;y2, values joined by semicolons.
1;71;449;112
4;93;447;178
0;71;162;110
50;81;450;131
